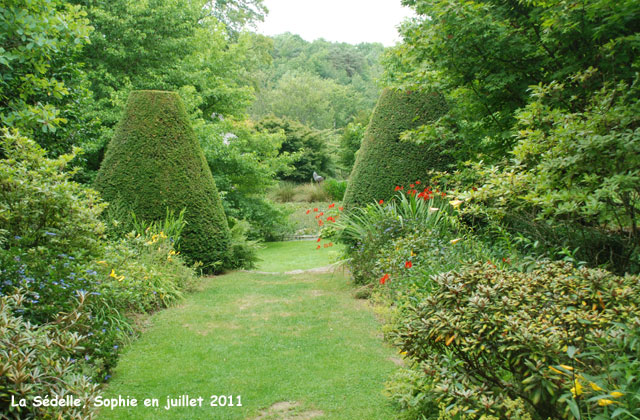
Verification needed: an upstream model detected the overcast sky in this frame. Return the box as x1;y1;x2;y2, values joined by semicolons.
256;0;415;46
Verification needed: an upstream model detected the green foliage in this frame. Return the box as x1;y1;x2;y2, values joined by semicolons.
323;178;347;201
251;71;365;130
94;90;230;272
335;189;456;284
342;88;450;208
338;121;366;172
251;33;384;130
196;115;293;241
70;0;271;177
392;262;640;419
224;218;261;270
0;0;93;155
462;75;640;273
387;0;640;160
258;116;334;182
0;130;198;404
0;291;99;420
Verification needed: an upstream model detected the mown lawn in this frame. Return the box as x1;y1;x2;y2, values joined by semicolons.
256;240;344;272
99;243;398;420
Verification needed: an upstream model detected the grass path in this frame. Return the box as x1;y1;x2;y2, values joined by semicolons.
99;242;399;419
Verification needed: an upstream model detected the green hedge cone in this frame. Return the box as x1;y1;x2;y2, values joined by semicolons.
343;88;449;208
95;90;229;272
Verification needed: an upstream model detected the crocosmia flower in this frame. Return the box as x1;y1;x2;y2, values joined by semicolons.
378;199;384;205
405;261;413;269
379;274;390;285
329;203;335;208
306;209;311;214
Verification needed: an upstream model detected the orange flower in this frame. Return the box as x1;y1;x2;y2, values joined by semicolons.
379;273;390;285
339;206;343;211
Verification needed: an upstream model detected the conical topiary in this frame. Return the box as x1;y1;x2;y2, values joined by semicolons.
94;90;229;271
342;88;449;208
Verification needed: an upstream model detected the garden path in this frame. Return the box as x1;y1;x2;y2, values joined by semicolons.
98;241;399;419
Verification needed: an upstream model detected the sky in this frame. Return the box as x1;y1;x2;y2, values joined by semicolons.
256;0;415;46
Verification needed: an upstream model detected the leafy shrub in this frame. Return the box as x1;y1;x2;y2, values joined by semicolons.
336;187;456;284
342;88;449;208
323;178;347;201
258;116;334;183
1;130;198;386
0;290;99;420
391;262;640;419
222;194;289;241
224;218;261;270
94;90;230;272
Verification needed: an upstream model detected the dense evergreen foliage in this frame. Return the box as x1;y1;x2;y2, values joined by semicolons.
343;88;448;208
95;91;230;272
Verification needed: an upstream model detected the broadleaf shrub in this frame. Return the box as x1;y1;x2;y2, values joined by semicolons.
391;262;640;419
0;291;99;420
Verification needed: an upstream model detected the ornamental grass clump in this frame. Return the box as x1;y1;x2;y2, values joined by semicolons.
391;262;640;419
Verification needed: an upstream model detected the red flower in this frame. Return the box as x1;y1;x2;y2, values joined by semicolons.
318;220;324;226
306;209;311;214
329;203;335;208
316;245;321;250
379;273;390;285
328;242;333;247
319;212;324;216
395;186;403;191
416;181;421;185
324;243;329;248
339;206;344;211
378;199;384;205
410;183;415;188
313;208;318;212
441;192;446;198
405;261;413;269
317;237;321;242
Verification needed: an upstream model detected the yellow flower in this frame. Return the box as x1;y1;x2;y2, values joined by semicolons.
570;379;583;397
610;391;624;398
559;364;573;371
109;269;116;278
598;399;617;406
449;199;463;208
450;238;462;245
117;275;125;282
410;250;416;257
589;382;603;391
